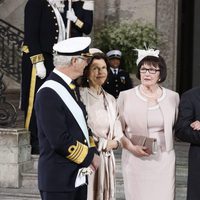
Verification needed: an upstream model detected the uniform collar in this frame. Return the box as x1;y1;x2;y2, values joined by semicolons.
53;68;72;86
110;67;119;74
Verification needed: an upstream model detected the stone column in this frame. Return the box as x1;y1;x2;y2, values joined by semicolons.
156;0;179;90
0;128;31;188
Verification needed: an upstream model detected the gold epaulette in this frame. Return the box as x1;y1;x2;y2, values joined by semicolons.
30;54;44;64
75;19;84;29
89;136;96;148
22;45;30;54
66;141;88;164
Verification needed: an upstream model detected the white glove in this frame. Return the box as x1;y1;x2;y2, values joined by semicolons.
67;9;78;23
35;61;46;79
83;1;94;11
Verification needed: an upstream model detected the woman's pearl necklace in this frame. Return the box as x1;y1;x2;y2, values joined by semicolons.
140;85;160;99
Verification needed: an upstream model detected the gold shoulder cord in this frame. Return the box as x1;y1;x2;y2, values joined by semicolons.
25;53;44;130
25;66;37;129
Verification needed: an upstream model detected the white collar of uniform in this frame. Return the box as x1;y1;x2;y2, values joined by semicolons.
110;67;118;74
53;68;72;86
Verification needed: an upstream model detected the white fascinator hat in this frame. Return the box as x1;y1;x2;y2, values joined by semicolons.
135;48;160;66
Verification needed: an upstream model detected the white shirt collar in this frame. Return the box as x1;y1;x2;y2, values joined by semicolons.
53;68;72;85
110;67;118;74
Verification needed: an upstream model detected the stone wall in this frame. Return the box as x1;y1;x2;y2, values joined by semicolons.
0;0;27;30
156;0;179;90
107;0;156;24
0;128;31;188
94;0;156;29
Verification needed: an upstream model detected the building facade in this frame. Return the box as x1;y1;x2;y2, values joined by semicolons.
0;0;199;92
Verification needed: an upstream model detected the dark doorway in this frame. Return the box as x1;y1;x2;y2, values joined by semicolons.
176;0;194;94
177;0;200;94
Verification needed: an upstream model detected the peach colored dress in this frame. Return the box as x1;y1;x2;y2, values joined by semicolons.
80;87;123;200
117;86;178;200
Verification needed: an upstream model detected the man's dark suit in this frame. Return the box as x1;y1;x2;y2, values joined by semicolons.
35;72;97;199
175;87;200;200
103;69;133;98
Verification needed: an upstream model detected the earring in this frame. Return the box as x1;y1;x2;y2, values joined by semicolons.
87;79;89;83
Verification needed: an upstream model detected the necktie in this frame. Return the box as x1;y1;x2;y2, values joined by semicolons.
69;82;76;90
69;82;78;101
114;69;117;75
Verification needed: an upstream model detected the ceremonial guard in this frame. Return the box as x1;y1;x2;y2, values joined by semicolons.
35;37;100;200
103;50;133;98
21;0;94;154
64;0;94;37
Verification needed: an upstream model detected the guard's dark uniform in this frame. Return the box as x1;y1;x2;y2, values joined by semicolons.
62;1;93;37
103;69;133;98
21;0;93;154
35;72;97;199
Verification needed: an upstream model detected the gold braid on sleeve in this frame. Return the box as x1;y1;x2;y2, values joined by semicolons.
66;141;88;164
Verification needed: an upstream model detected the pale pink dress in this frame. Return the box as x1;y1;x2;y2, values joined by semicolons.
118;86;176;200
80;87;123;200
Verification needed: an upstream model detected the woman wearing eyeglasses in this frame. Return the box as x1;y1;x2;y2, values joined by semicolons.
117;49;180;200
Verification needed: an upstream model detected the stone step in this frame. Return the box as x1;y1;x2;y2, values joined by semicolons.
20;165;188;189
176;156;188;166
0;187;40;200
31;155;39;171
176;165;188;186
116;178;125;200
21;170;38;189
20;155;38;189
1;149;188;200
176;186;187;200
115;176;187;200
175;142;189;155
0;182;186;200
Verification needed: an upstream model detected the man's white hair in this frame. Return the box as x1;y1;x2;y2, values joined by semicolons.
53;54;82;68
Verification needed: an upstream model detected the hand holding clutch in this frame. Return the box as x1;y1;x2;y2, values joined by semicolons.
130;135;158;155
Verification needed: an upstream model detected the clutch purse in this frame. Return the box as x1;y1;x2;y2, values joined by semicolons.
130;135;158;154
